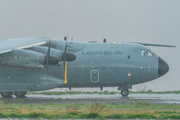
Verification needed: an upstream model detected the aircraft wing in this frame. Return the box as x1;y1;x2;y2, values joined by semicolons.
0;37;47;54
133;42;176;47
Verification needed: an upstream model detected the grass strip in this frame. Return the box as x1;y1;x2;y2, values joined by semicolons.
1;112;180;119
0;99;180;119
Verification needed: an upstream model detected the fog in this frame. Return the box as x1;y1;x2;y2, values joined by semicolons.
0;0;179;91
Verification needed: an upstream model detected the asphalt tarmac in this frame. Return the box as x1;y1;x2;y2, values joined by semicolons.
1;94;180;105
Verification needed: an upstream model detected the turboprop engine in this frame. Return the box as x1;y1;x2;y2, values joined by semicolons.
31;46;76;62
0;49;59;69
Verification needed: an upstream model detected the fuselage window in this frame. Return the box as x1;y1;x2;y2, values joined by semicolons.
141;50;146;56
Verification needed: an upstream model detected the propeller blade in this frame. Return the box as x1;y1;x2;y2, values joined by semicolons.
46;40;51;68
64;40;68;84
64;61;67;84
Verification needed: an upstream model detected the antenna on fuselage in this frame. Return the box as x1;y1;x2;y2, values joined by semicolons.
64;36;67;41
71;36;73;41
103;38;106;43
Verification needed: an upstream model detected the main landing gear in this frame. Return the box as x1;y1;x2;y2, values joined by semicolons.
1;92;13;97
0;91;27;98
14;91;27;97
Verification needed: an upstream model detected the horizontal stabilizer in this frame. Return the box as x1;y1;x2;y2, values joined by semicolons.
134;42;176;47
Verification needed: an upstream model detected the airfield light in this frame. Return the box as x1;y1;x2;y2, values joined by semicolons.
128;74;131;76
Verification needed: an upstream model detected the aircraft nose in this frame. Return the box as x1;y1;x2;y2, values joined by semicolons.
158;57;169;77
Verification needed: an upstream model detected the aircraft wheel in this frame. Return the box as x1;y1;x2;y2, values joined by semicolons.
121;89;129;97
1;92;13;97
14;91;27;97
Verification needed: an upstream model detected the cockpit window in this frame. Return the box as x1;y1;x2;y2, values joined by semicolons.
147;51;152;56
141;50;153;56
150;49;156;55
141;50;146;56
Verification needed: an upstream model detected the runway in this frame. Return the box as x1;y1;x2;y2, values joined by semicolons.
1;94;180;105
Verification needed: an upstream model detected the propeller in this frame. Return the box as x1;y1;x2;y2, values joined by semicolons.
63;35;77;84
45;37;75;85
46;39;51;82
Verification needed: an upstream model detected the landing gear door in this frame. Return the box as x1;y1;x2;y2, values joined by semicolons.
90;70;99;82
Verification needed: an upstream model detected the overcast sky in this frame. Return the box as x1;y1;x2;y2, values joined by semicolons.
0;0;179;91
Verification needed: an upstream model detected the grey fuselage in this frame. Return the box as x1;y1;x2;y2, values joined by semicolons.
0;38;169;92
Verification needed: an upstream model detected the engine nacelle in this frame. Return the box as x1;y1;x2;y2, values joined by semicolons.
31;46;76;62
1;49;58;69
31;46;63;60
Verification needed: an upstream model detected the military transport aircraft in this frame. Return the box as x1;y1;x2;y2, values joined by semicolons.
0;37;175;97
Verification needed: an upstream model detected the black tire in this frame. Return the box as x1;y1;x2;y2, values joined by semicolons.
121;89;129;97
1;92;13;97
14;91;27;97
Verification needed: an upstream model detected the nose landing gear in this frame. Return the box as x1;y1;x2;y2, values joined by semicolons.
118;85;131;97
121;89;129;97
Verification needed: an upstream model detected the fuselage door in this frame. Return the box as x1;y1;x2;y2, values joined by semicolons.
90;70;99;82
